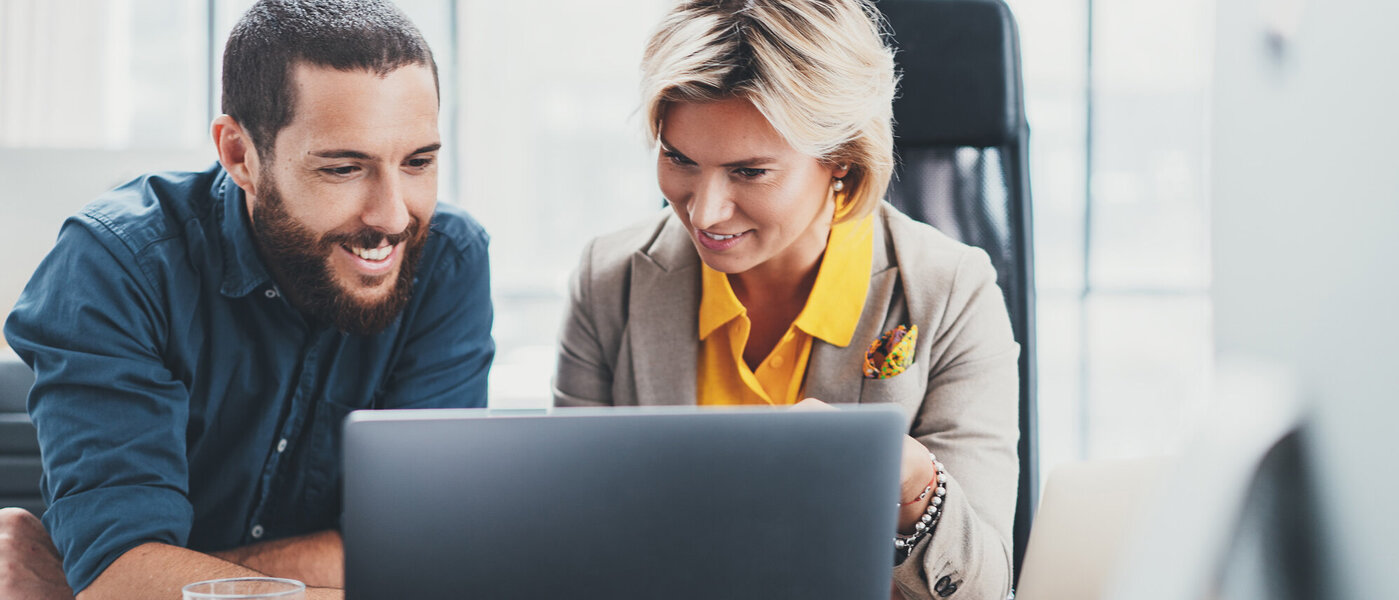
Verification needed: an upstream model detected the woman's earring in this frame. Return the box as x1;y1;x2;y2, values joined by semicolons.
833;178;845;192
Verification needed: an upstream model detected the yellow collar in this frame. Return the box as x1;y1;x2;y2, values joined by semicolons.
698;213;874;347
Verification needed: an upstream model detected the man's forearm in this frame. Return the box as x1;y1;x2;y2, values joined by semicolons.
78;542;342;600
210;530;343;588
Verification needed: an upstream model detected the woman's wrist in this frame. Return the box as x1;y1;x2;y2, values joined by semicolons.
894;452;946;558
897;496;932;534
899;437;937;501
897;436;937;528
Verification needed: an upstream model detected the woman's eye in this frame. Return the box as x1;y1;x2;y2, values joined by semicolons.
735;167;767;178
664;151;693;166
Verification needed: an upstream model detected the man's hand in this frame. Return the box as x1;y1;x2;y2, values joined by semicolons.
211;530;343;588
0;507;74;600
82;542;343;600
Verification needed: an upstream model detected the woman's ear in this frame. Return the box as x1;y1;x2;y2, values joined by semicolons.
832;162;851;180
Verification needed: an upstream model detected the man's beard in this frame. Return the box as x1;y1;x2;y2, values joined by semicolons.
249;173;429;335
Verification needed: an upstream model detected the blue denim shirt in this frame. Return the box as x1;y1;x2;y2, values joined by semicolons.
3;163;494;593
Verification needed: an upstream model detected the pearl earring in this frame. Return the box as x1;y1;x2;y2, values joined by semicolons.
833;179;845;192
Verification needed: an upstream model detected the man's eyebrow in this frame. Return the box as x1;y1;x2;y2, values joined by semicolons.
308;143;441;160
309;149;373;160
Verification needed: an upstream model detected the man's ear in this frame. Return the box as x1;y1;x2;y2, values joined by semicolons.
212;115;262;197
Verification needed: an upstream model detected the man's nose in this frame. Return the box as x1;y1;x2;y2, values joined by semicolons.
361;171;412;235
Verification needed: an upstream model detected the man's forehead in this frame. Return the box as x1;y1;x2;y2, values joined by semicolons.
286;61;437;108
278;62;439;156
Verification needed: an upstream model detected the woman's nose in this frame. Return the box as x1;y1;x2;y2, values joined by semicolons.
686;174;733;230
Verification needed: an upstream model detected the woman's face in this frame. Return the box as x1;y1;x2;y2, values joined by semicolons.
657;98;847;279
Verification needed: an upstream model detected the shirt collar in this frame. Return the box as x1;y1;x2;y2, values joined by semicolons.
697;213;874;347
793;213;873;347
216;168;276;298
699;264;746;341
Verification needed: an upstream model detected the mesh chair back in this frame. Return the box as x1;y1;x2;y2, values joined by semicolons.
0;357;44;516
879;0;1038;580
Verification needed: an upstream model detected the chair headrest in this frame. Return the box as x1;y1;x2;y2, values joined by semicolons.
881;0;1026;148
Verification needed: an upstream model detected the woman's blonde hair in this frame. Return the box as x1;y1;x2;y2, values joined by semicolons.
640;0;898;221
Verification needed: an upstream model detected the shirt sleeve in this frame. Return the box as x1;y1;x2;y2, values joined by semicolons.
378;219;494;409
3;217;194;594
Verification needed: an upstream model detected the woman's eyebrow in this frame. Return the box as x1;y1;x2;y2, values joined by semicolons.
658;136;687;158
720;156;778;168
659;137;776;167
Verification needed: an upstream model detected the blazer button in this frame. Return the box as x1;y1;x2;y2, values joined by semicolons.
935;575;960;597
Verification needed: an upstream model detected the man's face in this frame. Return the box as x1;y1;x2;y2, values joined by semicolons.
246;63;440;334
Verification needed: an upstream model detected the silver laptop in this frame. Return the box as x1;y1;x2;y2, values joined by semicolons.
342;405;905;600
1013;457;1174;600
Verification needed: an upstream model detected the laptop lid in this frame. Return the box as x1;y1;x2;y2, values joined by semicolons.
1013;457;1174;600
342;405;905;600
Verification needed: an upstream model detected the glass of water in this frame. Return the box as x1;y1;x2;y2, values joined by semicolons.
182;577;306;599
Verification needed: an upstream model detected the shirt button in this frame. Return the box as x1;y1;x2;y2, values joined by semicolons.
264;289;278;299
251;524;264;539
276;438;288;453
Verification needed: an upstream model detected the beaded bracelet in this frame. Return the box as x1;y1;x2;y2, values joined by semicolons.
894;452;946;559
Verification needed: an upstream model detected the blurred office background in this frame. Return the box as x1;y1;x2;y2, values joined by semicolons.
0;0;1237;487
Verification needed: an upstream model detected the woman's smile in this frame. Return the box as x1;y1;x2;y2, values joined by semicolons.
696;228;751;250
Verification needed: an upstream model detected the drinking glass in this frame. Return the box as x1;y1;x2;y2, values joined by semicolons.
181;577;306;599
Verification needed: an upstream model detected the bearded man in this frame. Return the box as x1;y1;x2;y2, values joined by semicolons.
0;1;491;598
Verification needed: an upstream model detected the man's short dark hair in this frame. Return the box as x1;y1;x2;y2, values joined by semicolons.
222;0;439;158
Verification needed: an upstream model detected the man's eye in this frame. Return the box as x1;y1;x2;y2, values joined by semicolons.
322;166;358;176
735;167;767;178
407;157;435;168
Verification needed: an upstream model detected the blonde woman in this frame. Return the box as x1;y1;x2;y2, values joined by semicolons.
553;0;1019;597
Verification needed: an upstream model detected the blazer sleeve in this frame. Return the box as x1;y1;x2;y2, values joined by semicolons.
893;246;1021;600
553;238;616;407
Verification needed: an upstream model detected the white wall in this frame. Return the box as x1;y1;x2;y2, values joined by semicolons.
0;148;217;332
1210;0;1399;596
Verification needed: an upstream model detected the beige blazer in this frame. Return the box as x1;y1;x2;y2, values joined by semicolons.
554;203;1020;600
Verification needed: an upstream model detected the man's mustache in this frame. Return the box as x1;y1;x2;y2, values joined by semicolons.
322;219;422;249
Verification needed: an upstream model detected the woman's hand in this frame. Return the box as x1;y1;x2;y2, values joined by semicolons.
796;399;937;533
793;397;839;412
896;435;937;533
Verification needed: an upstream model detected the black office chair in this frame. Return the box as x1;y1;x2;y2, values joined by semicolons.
0;356;44;516
879;0;1038;582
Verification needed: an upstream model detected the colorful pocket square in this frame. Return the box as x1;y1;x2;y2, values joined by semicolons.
863;325;918;379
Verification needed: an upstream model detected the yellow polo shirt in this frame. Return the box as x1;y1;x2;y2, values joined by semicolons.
697;213;874;406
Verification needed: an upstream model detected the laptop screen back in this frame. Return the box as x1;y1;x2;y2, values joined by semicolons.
343;405;905;600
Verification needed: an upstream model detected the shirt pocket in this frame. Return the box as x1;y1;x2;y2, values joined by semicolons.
313;390;381;457
302;390;385;518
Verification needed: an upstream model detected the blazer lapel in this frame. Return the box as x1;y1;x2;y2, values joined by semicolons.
806;208;903;405
627;217;700;406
